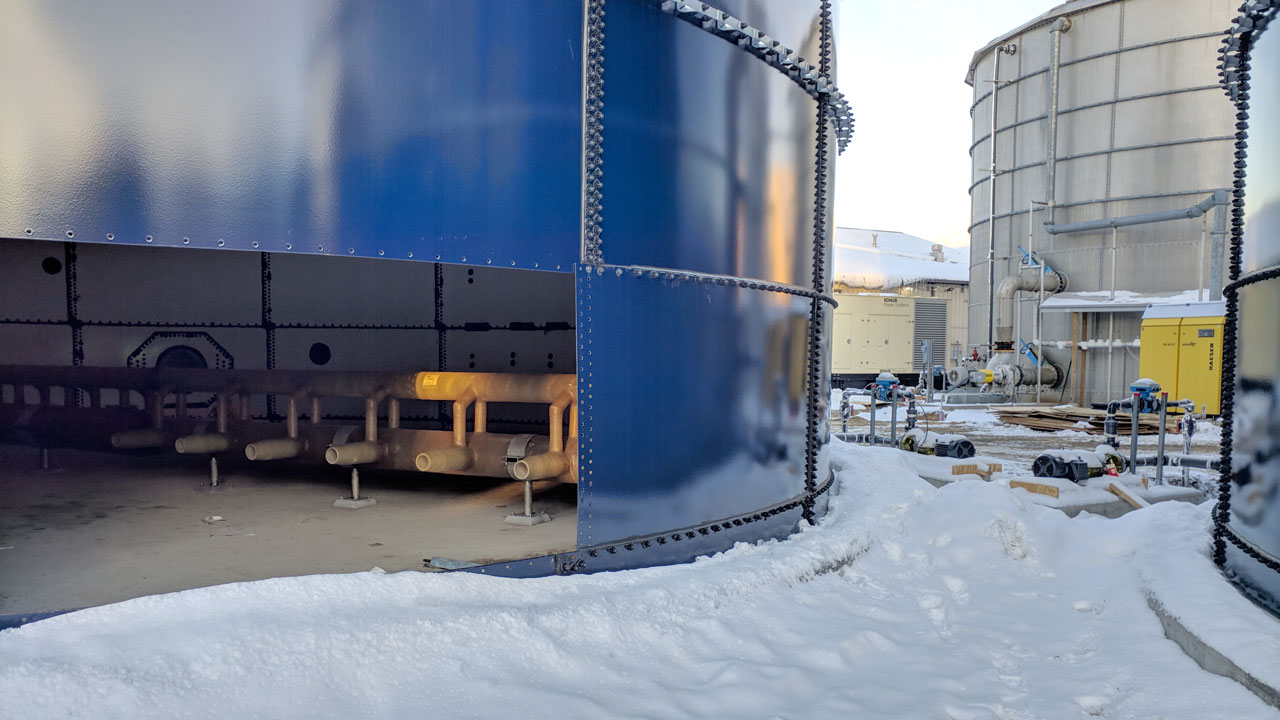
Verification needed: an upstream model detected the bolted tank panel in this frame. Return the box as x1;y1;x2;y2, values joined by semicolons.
965;0;1239;406
1218;0;1280;614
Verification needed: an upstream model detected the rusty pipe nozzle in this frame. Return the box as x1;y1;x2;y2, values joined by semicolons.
415;446;475;473
245;438;301;461
511;452;569;481
110;429;169;449
325;441;382;466
174;433;230;454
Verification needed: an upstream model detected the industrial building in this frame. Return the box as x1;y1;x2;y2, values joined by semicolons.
962;0;1239;409
830;228;969;385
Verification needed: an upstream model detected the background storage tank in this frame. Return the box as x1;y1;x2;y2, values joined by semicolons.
965;0;1239;405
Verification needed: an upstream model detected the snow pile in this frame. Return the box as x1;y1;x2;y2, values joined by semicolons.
832;228;968;290
1;443;1276;719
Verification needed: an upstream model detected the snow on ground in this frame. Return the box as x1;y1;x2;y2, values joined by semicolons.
2;442;1277;719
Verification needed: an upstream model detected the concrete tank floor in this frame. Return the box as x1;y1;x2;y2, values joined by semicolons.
0;445;577;615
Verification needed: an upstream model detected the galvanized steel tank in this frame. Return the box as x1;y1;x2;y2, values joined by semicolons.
965;0;1239;405
1216;0;1280;614
0;0;849;584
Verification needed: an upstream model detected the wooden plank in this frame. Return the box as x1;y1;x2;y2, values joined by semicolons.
951;464;978;476
1009;480;1060;498
1106;481;1151;510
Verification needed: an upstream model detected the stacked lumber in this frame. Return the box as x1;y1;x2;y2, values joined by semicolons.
951;462;1003;480
990;405;1177;435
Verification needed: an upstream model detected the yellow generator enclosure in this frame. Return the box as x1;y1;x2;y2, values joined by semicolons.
831;293;915;377
1139;301;1225;415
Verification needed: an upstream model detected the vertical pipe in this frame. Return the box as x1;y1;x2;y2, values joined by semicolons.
986;49;1003;355
216;393;228;434
238;393;250;422
869;393;877;444
1182;414;1192;486
1036;257;1045;402
1209;197;1228;299
474;400;487;435
1106;313;1115;402
1155;392;1168;486
452;390;476;447
1110;227;1118;301
1079;315;1088;407
364;397;378;444
351;467;360;501
210;457;219;487
1198;217;1207;302
387;397;400;430
1044;18;1071;228
1071;312;1080;404
890;392;898;445
286;396;299;439
1106;228;1117;403
1129;393;1140;474
175;392;187;419
524;479;534;517
310;396;321;425
148;392;164;429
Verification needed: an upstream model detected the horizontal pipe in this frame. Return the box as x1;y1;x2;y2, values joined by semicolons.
0;367;577;411
414;372;575;405
325;441;382;466
415;446;474;473
968;188;1228;233
511;452;570;481
1132;453;1220;470
174;433;230;454
0;365;416;400
1045;190;1228;235
833;432;897;446
244;438;301;461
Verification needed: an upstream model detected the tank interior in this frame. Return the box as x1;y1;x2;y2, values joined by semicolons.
0;239;578;614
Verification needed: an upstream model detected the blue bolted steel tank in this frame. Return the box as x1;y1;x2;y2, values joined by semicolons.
0;1;852;577
1215;0;1280;613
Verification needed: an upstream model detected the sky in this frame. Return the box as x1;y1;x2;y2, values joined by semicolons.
833;0;1058;247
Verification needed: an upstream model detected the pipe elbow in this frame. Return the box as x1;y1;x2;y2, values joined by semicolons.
1050;16;1072;33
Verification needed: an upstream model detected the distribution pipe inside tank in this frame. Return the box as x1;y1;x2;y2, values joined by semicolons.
0;365;577;482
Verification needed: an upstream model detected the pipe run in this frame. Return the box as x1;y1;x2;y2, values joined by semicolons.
1045;189;1228;235
1044;16;1071;227
994;268;1065;347
986;42;1018;352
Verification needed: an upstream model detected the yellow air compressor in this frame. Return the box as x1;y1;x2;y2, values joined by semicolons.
1139;301;1225;415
